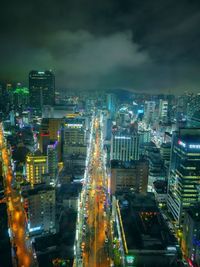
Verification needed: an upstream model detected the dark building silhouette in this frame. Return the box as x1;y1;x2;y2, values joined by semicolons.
0;203;12;267
29;70;55;109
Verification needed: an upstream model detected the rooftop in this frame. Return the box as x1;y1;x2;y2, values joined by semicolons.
27;149;44;157
22;183;54;197
178;128;200;139
111;159;148;169
116;192;176;251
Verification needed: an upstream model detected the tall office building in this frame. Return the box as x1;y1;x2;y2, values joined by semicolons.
144;101;156;125
29;70;55;109
187;93;200;120
63;118;86;158
47;141;58;186
102;115;112;141
106;93;117;117
111;130;140;162
26;150;47;186
9;110;15;126
158;99;168;122
139;129;151;145
167;128;200;225
22;184;56;235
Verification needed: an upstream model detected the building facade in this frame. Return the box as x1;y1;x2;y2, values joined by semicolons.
187;93;200;120
63;118;86;158
167;128;200;225
107;93;117;117
160;142;171;163
182;204;200;266
39;118;62;156
23;184;56;235
159;100;168;122
111;131;140;162
47;142;58;186
144;101;156;125
26;150;47;186
29;70;55;109
110;159;148;195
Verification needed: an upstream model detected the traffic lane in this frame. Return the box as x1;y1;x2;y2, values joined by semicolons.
1;136;34;267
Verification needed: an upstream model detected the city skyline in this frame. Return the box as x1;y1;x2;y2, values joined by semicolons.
1;0;200;93
2;1;200;266
2;83;200;266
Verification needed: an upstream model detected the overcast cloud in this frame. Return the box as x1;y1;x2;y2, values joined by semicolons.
0;0;200;92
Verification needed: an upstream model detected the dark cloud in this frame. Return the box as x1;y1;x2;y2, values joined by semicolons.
0;0;200;92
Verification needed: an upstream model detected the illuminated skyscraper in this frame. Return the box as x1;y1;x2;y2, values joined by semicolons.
187;93;200;120
47;141;58;186
26;150;47;186
182;204;200;265
144;101;156;125
22;184;56;235
158;99;168;122
111;130;139;162
167;128;200;225
63;118;86;158
107;93;117;117
29;70;55;109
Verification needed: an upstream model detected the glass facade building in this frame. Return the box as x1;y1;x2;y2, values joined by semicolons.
167;128;200;225
29;70;55;109
111;131;140;162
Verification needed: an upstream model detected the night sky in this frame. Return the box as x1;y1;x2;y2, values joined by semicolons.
1;0;200;93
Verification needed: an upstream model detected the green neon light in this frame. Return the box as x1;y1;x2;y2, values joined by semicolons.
14;87;29;95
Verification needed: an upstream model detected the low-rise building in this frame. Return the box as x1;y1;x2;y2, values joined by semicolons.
114;192;179;267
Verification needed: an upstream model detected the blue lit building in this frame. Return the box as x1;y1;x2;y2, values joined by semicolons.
107;93;117;117
167;128;200;226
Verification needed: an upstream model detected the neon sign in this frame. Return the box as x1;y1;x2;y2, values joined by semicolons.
114;136;131;140
28;225;41;232
178;140;186;148
65;123;83;128
189;144;200;149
